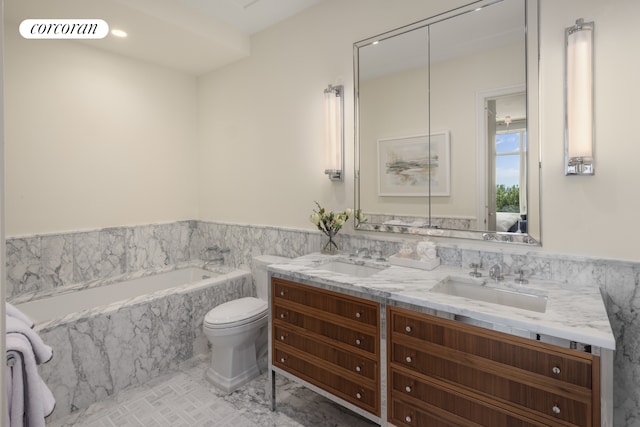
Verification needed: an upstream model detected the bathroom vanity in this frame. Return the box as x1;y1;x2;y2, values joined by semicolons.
267;254;615;427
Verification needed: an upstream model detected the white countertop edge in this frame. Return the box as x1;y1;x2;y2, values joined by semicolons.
268;254;616;351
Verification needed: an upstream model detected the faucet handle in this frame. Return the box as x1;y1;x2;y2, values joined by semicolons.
489;263;505;282
469;263;482;277
514;269;529;284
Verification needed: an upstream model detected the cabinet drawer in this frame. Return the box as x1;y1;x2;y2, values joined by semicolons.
389;375;545;427
273;347;378;415
274;325;377;381
390;308;593;388
273;278;378;327
273;304;377;354
390;347;590;426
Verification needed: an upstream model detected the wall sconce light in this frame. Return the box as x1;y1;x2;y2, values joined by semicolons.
323;84;344;181
565;18;595;175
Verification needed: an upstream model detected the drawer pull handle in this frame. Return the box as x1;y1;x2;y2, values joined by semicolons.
405;385;412;393
552;405;561;414
280;335;286;341
280;312;287;319
355;312;361;318
405;356;413;363
355;366;362;372
405;415;412;423
405;325;412;333
356;392;362;400
279;291;285;296
552;366;561;375
355;339;362;346
280;357;286;363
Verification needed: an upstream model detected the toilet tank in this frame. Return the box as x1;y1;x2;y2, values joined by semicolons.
252;255;290;301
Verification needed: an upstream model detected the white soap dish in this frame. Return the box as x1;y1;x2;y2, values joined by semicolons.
389;253;441;271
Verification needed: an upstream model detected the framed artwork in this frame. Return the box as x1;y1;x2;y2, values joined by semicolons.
377;131;450;197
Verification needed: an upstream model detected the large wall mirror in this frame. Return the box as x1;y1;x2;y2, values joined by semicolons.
354;0;540;244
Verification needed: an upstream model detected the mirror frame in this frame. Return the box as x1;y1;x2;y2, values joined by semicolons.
353;0;540;245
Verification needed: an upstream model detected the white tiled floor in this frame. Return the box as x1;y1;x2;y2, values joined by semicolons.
46;357;377;427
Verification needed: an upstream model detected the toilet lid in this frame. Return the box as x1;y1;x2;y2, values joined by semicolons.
204;297;267;327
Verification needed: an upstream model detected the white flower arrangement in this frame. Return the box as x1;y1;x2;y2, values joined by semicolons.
310;202;352;237
310;202;366;253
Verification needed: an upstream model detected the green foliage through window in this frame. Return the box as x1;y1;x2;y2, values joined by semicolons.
496;184;520;212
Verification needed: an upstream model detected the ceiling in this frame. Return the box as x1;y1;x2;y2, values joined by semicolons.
4;0;323;75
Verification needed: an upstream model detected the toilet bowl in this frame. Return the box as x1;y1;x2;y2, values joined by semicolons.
202;255;289;393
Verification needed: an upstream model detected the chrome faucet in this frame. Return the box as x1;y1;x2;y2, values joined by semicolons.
357;248;371;259
489;263;505;282
469;263;482;278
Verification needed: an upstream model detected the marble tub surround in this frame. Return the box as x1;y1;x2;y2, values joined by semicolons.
6;221;197;299
268;253;615;350
8;259;224;307
5;219;640;424
33;265;253;421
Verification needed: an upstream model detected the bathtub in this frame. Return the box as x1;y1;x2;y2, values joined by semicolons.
14;264;254;420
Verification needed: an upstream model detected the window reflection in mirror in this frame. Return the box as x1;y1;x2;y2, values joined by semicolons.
354;0;539;244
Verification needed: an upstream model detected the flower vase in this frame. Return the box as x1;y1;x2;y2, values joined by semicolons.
322;231;339;255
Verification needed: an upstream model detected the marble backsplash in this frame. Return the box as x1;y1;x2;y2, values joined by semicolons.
6;220;640;426
6;221;196;300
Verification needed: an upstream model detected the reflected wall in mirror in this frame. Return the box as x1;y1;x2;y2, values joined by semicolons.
354;0;540;244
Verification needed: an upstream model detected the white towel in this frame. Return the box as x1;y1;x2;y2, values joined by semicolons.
5;317;52;365
6;303;34;329
6;351;24;427
6;334;56;427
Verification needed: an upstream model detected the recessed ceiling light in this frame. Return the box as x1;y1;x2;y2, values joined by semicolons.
111;29;127;38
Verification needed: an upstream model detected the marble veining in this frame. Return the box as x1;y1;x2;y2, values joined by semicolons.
269;253;615;350
5;220;640;425
30;263;253;421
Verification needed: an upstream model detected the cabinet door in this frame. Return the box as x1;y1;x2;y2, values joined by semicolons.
274;324;377;381
388;307;599;427
272;278;381;416
273;303;377;354
390;309;593;388
274;347;378;414
389;375;546;427
273;278;378;326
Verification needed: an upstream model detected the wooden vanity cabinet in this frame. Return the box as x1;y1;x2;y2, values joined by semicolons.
271;278;381;416
388;306;600;427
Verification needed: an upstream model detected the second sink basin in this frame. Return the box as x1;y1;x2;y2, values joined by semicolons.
431;276;548;313
319;260;385;278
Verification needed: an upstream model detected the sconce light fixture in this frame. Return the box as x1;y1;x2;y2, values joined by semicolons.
565;18;595;175
323;84;344;181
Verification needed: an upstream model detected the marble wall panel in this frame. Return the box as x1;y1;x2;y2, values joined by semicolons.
37;274;253;420
6;222;194;299
73;228;126;283
5;220;640;425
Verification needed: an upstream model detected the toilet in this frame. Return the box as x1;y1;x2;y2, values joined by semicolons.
203;255;288;393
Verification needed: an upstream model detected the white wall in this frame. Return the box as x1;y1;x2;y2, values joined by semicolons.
538;0;640;260
4;23;198;236
196;0;469;230
197;0;640;262
5;0;640;262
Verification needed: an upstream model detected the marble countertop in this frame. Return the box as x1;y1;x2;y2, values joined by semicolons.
268;253;616;350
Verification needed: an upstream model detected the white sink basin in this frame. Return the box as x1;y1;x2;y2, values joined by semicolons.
319;260;385;278
431;276;548;313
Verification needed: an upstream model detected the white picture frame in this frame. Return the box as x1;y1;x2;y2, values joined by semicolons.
377;131;450;197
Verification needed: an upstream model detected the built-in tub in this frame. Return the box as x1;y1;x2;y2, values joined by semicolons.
14;265;253;420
